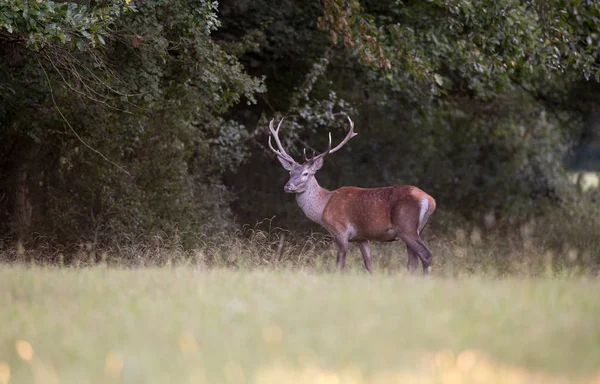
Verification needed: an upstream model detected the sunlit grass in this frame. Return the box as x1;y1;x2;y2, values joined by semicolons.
1;267;599;383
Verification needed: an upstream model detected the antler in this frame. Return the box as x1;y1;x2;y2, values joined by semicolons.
268;118;296;164
303;148;317;162
309;116;357;163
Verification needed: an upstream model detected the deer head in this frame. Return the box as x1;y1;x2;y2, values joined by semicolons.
268;117;358;193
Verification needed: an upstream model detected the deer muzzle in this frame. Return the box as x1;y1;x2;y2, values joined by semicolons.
284;183;296;193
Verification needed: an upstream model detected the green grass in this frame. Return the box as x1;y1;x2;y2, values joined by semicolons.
1;266;599;383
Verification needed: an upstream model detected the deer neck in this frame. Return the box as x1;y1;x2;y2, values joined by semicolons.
295;176;332;225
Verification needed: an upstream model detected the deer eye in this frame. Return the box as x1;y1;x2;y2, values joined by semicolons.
302;172;309;176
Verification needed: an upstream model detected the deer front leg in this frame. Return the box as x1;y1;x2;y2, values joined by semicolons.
358;241;373;274
334;236;348;270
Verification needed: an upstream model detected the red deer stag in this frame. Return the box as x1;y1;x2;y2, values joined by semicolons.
268;117;436;274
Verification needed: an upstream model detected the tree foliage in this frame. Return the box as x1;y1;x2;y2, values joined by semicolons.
1;0;599;250
1;0;264;245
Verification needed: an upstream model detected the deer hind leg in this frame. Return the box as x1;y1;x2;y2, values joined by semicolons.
401;236;431;275
393;201;432;275
406;246;420;273
402;227;433;275
358;241;373;274
418;237;433;275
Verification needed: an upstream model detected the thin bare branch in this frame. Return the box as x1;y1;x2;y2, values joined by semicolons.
44;52;133;114
36;54;131;176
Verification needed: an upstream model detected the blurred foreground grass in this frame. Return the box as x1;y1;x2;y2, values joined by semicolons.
1;267;599;383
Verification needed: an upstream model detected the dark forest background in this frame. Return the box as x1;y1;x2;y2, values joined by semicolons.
1;0;600;257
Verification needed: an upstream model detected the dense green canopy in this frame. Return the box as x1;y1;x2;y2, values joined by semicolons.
1;0;599;248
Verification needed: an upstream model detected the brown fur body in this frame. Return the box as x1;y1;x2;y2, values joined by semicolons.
323;185;436;243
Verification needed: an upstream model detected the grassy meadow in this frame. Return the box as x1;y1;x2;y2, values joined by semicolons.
1;225;600;384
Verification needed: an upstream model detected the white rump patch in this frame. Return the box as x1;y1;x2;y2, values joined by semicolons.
418;198;429;233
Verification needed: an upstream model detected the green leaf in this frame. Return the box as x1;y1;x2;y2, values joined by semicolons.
75;39;86;51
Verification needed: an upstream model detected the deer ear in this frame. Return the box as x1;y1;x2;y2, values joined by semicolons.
311;157;324;171
277;156;296;171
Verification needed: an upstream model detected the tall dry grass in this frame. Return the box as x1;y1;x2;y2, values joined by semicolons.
1;212;598;276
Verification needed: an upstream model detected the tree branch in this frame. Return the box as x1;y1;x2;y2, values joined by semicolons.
36;54;131;177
